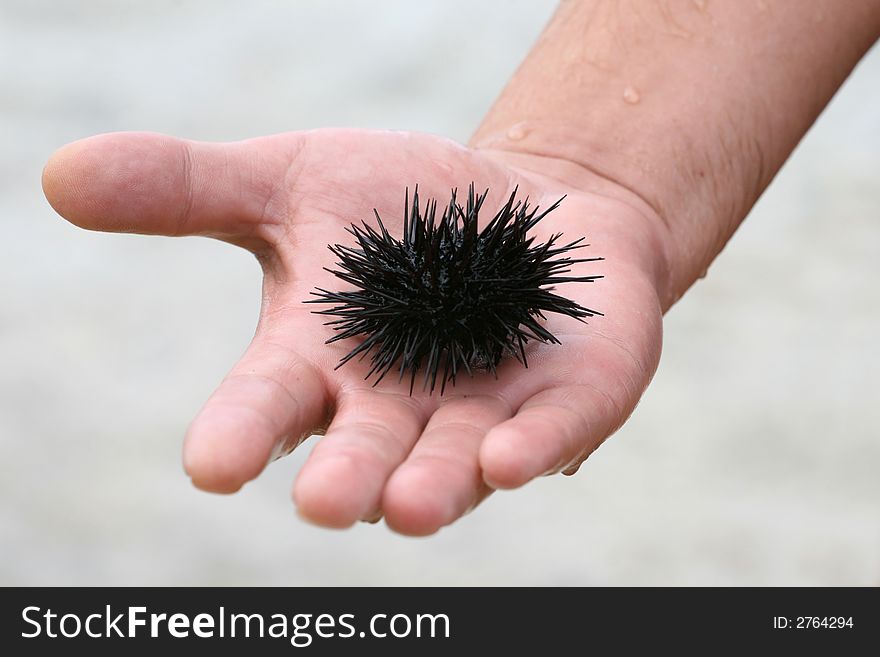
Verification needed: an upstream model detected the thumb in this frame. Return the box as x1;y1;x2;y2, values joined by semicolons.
41;131;298;246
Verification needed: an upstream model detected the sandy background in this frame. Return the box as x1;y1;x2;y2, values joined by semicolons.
1;0;878;585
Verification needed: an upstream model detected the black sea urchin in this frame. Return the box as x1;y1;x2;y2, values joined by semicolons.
306;185;603;394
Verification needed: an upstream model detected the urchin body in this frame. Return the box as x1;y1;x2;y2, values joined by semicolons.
307;185;603;393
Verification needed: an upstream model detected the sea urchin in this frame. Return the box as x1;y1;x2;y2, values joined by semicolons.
306;185;603;394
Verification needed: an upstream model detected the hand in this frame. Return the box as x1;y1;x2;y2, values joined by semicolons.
42;129;666;535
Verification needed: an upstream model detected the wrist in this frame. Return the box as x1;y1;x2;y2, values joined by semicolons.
474;141;677;312
471;110;769;312
469;0;880;310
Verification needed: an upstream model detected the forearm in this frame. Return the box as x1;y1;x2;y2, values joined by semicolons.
471;0;880;308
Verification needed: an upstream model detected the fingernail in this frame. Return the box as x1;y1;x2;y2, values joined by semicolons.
360;510;384;525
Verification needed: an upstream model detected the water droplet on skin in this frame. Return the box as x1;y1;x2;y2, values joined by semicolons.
622;86;640;104
506;123;529;141
698;268;709;279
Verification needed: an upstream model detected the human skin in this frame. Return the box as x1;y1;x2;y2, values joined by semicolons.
42;1;880;535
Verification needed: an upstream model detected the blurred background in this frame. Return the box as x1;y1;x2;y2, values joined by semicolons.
1;0;878;586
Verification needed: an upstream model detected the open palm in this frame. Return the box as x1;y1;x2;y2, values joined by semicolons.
43;129;665;535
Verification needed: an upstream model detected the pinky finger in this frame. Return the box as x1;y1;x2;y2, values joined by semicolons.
478;385;626;490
